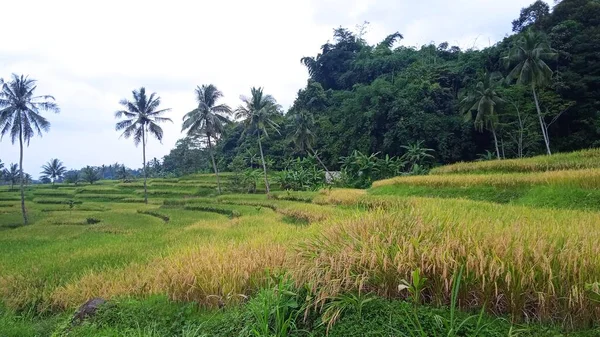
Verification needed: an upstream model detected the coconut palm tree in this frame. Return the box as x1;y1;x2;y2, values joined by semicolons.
81;166;100;184
41;158;67;184
0;74;59;224
3;163;20;190
115;87;172;203
460;73;504;159
291;110;331;177
182;85;231;194
235;87;281;194
505;29;557;155
64;170;81;185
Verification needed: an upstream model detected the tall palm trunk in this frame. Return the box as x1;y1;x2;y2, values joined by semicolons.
257;132;270;194
207;134;221;194
310;147;331;180
532;85;552;155
491;126;501;160
18;123;28;225
142;127;148;204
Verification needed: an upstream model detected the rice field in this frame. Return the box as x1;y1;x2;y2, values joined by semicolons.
430;148;600;175
1;153;600;336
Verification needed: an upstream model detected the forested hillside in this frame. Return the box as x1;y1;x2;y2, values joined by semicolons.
189;0;597;172
24;0;598;181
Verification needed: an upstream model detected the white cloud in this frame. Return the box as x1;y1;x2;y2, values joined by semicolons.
0;0;543;175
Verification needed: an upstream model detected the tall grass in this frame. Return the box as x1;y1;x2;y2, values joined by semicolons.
431;148;600;175
373;168;600;189
50;243;288;310
294;198;600;328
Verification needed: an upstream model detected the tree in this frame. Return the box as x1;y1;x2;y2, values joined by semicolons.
115;87;172;203
116;164;131;182
0;74;59;224
64;170;81;185
512;0;550;33
182;84;231;193
81;166;100;184
460;73;504;159
41;158;67;184
3;163;20;190
235;87;281;194
505;30;557;155
290;110;331;177
400;141;435;172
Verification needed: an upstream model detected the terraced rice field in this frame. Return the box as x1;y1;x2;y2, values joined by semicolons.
1;155;600;336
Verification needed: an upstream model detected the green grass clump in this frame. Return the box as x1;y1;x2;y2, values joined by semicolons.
183;205;241;218
137;209;170;222
33;198;83;205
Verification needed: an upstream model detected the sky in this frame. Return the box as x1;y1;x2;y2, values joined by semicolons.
0;0;547;175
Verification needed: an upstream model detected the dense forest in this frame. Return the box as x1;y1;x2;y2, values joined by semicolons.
2;0;599;189
163;0;600;174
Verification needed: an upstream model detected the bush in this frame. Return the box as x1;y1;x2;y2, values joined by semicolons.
277;157;325;191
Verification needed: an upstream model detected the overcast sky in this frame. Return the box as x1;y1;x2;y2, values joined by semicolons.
0;0;545;175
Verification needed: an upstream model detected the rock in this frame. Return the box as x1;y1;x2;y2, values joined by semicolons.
72;297;106;324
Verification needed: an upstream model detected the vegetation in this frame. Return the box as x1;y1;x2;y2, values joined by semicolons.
182;84;232;194
1;1;600;335
0;74;59;224
235;87;282;194
40;158;67;184
430;148;600;174
114;87;172;203
1;156;600;335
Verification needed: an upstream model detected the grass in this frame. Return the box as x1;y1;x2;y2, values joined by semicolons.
1;152;600;335
431;148;600;174
373;168;600;189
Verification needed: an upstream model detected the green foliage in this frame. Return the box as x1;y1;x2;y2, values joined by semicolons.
321;292;375;332
2;163;20;189
340;150;408;188
277;157;325;191
182;84;232;193
81;166;100;184
244;275;306;337
40;159;67;184
399;268;427;306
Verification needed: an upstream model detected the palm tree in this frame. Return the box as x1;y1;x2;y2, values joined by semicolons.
116;164;129;182
64;170;81;185
41;158;67;185
81;166;100;184
115;87;172;203
3;163;20;190
291;110;331;177
460;73;504;159
182;85;231;194
400;140;435;171
505;29;557;155
0;74;59;224
235;87;281;194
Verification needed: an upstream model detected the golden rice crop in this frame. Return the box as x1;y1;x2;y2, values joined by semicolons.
294;197;600;327
50;242;288;310
373;168;600;189
431;148;600;175
313;188;366;205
